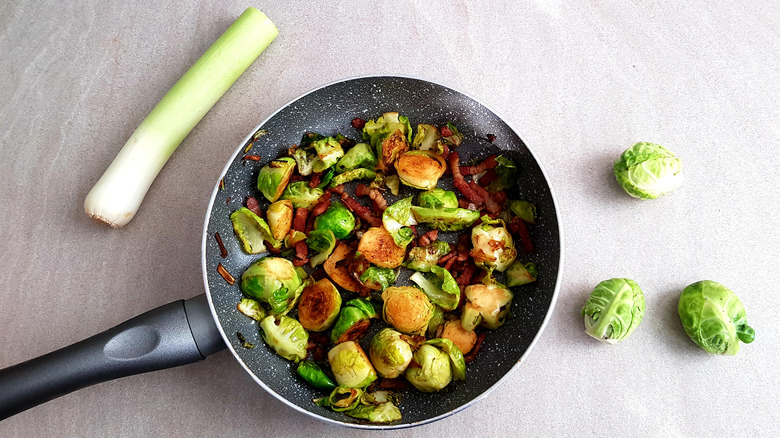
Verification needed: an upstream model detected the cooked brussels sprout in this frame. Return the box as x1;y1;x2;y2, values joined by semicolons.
346;401;402;423
257;157;296;202
678;280;755;355
582;278;645;344
298;278;342;332
507;200;536;224
292;147;318;176
237;298;266;321
410;206;480;232
382;286;434;335
363;112;411;144
358;227;406;269
369;328;413;378
427;305;445;338
266;200;293;242
330;168;377;187
461;282;513;331
359;266;397;291
259;315;308;362
471;216;517;272
230;207;274;254
314;203;356;240
328;341;378;388
240;256;306;315
284;229;307;249
331;298;378;344
485;155;518;191
335;142;375;173
385;174;400;196
440;122;463;146
395;150;446;190
315;386;364;412
382;197;417;248
506;261;538;287
441;320;477;355
411;124;441;152
311;137;345;173
409;266;460;311
363;112;411;173
417;188;458;209
318;167;335;188
324;242;365;293
376;130;410;173
404;241;452;272
280;181;324;209
404;344;452;392
613;142;683;199
425;338;466;381
306;228;336;267
297;361;337;390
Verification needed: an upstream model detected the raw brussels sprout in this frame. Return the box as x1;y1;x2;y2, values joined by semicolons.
237;298;266;321
335;142;376;173
346;401;402;423
266;200;293;242
280;181;324;209
485;155;518;191
613;141;683;199
328;341;378;388
394;150;446;190
417;188;458;209
441;320;477;355
410;206;480;232
297;361;337;390
411;124;441;152
369;328;413;378
257;157;296;202
677;280;755;355
506;261;538;287
259;315;308;362
331;298;378;344
311;137;345;173
314;203;356;240
461;282;513;330
382;197;417;248
315;386;364;412
240;257;306;315
471;215;517;272
507;200;536;224
409;266;460;311
330;168;376;187
427;305;445;338
297;278;342;332
358;227;406;269
404;241;452;272
230;207;275;254
382;286;434;335
581;278;645;344
306;229;336;267
359;266;397;291
404;344;452;392
425;338;466;381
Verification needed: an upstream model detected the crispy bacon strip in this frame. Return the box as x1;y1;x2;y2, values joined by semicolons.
509;216;534;252
355;183;371;197
418;230;438;246
289;173;305;183
437;252;455;265
444;256;457;271
329;184;345;195
469;181;500;214
216;264;235;285
340;193;382;227
449;152;484;207
214;232;228;258
242;155;262;161
293;208;308;232
246;196;262;217
491;190;508;205
456;262;476;286
477;169;498;187
378;378;410;390
460;154;497;176
464;333;487;363
311;196;331;217
309;172;322;188
293;240;309;266
266;244;282;255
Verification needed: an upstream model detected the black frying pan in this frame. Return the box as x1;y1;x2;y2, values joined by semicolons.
0;76;562;428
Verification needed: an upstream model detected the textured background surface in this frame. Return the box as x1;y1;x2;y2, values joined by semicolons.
1;1;779;436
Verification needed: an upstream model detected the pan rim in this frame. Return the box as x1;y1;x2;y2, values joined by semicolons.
200;74;564;429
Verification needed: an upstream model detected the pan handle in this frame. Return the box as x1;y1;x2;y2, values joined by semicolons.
0;294;225;420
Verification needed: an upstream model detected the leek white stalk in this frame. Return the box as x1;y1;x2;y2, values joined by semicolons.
84;7;278;227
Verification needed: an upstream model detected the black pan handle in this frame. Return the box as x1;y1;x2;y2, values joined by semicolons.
0;294;225;420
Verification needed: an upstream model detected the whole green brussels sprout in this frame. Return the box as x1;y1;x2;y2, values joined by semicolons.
613;142;682;199
404;344;452;392
314;203;356;240
678;280;755;355
417;188;458;209
257;157;296;202
258;315;308;362
581;278;645;344
335;142;375;173
369;328;413;378
240;257;306;315
280;181;323;209
328;341;378;388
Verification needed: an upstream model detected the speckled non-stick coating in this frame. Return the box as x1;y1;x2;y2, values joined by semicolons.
202;76;561;428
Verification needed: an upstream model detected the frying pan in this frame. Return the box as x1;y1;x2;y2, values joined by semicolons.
0;76;562;428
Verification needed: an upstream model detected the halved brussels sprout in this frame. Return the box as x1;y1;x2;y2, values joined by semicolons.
410;206;480;232
678;280;754;355
240;256;306;315
376;130;409;173
259;315;308;362
613;142;683;199
506;261;538;287
382;197;417;248
257;157;296;202
394;150;446;190
461;282;513;330
328;341;378;388
330;168;376;187
324;242;364;293
331;298;378;344
280;181;324;209
230;207;274;254
441;320;477;355
507;200;536;224
314;203;356;240
382;286;434;335
297;278;342;332
404;344;452;392
471;215;517;272
335;142;376;173
411;124;441;152
267;200;293;242
297;361;337;391
409;266;460;311
346;401;402;423
237;298;266;321
306;228;336;268
440;122;464;146
311;137;345;173
359;266;397;291
485;155;518;191
417;188;458;209
357;227;406;269
369;328;413;378
582;278;645;345
425;338;466;381
404;241;452;272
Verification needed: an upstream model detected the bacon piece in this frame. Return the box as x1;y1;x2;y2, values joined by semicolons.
216;264;235;285
246;196;262;217
509;216;534;252
477;169;498;187
440;125;452;137
444;256;457;271
214;232;228;258
457;250;469;261
312;345;326;362
449;152;484;207
491;190;508;205
355;183;371;197
469;181;500;214
289;173;305;183
329;184;345;195
351;118;367;130
293;208;308;232
418;230;438;247
312;269;327;281
266;244;282;255
311;196;331;217
437;252;455;265
356;184;388;211
464;333;487;363
309;172;322;188
409;224;419;237
378;378;410;390
308;331;330;346
456;262;476;286
242;155;262;161
458;198;478;210
340;193;382;227
460;154;497;176
441;144;451;161
294;240;309;263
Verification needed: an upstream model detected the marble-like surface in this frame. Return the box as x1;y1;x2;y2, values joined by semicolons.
1;1;778;436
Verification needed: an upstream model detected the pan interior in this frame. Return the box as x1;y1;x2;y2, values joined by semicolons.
202;76;561;428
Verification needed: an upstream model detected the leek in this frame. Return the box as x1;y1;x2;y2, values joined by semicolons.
84;7;278;227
